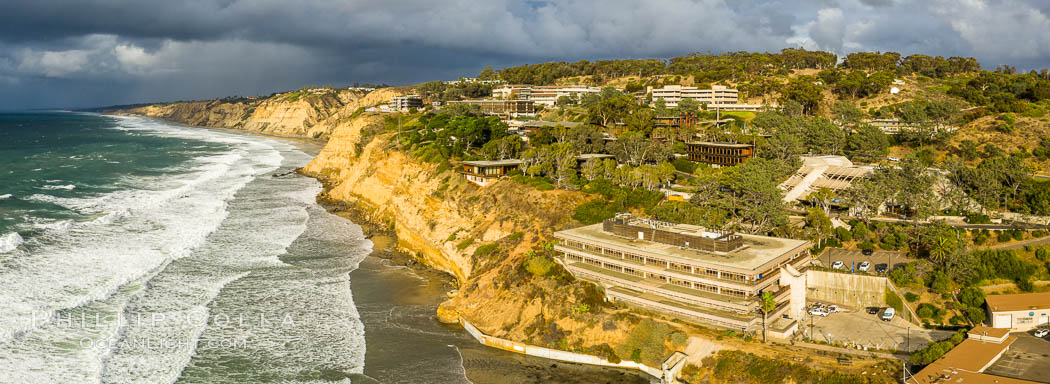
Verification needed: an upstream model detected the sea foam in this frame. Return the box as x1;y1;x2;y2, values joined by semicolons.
0;232;24;253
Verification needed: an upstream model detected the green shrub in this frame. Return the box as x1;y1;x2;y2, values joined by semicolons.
456;238;474;250
885;288;905;314
905;292;920;302
473;243;499;257
507;231;524;242
523;250;556;277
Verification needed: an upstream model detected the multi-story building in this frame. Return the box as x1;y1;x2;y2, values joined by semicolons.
648;85;739;107
685;142;754;167
390;95;423;110
493;85;601;106
445;99;536;118
553;214;812;333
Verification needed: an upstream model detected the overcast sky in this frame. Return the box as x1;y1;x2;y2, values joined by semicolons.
2;0;1049;110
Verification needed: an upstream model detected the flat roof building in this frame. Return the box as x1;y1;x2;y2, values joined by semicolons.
648;85;739;108
986;292;1050;331
493;85;601;106
457;159;522;187
685;142;754;167
390;95;423;111
446;99;535;118
907;334;1039;384
553;214;812;332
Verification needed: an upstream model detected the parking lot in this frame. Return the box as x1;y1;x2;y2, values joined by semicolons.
816;249;914;275
984;332;1050;382
800;303;954;352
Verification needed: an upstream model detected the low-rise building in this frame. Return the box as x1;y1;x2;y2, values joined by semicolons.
907;330;1039;384
780;155;873;203
553;214;812;332
685;142;754;167
648;85;739;107
493;85;601;106
986;292;1050;331
864;118;957;136
445;99;536;118
390;95;423;110
457;159;522;187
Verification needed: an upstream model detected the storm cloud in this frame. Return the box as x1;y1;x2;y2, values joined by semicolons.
1;0;1049;109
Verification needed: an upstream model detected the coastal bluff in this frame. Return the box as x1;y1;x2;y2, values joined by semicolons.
117;87;402;139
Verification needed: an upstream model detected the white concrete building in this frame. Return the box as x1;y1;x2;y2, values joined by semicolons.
986;292;1050;331
493;85;601;106
648;85;739;107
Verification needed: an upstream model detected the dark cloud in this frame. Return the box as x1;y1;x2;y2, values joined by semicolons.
0;0;1048;110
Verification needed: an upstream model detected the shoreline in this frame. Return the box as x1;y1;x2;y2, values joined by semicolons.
111;114;652;383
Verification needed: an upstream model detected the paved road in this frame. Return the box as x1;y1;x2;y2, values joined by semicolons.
983;234;1050;250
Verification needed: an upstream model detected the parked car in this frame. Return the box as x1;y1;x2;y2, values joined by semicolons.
875;264;888;273
866;307;880;315
832;261;845;269
828;305;841;313
808;308;829;317
1034;328;1049;338
858;261;871;272
881;307;896;321
862;249;874;256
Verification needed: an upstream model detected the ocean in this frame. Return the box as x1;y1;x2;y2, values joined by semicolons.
0;113;652;384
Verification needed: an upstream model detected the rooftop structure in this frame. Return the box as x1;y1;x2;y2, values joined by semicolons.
553;214;812;331
685;142;754;167
493;85;601;106
648;85;739;108
446;99;535;118
780;155;874;203
457;159;522;187
986;292;1050;331
907;335;1039;384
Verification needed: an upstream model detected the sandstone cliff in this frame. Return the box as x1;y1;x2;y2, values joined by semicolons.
121;87;403;139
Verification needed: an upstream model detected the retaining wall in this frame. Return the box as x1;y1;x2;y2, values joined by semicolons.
461;321;664;379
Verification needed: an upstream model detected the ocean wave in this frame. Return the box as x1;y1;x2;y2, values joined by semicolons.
0;194;11;200
40;184;76;190
0;232;24;253
33;219;74;233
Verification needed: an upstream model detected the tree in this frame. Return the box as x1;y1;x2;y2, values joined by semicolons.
846;124;890;162
581;158;603;181
477;66;497;80
806;208;833;249
760;291;776;343
780;76;824;115
675;98;699;115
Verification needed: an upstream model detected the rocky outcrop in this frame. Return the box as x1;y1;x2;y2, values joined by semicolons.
121;87;402;139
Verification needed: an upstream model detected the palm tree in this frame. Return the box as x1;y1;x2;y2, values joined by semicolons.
760;291;776;343
929;236;955;264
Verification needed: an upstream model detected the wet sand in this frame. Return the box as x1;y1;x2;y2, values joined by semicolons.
323;203;654;384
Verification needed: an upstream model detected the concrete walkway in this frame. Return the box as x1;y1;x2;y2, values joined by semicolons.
983;234;1050;250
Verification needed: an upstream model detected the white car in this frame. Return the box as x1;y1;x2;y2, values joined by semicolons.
808;308;829;317
832;261;845;269
828;305;841;313
1035;329;1049;338
858;262;871;272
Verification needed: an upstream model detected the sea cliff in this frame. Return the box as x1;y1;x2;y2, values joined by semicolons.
119;87;402;139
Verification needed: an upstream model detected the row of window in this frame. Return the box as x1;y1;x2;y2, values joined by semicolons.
559;240;753;283
563;250;750;299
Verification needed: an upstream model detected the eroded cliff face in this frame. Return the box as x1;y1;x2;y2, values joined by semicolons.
300;116;651;354
122;88;402;139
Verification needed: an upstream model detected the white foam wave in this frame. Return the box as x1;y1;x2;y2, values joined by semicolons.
40;184;76;190
0;194;11;200
0;232;24;253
